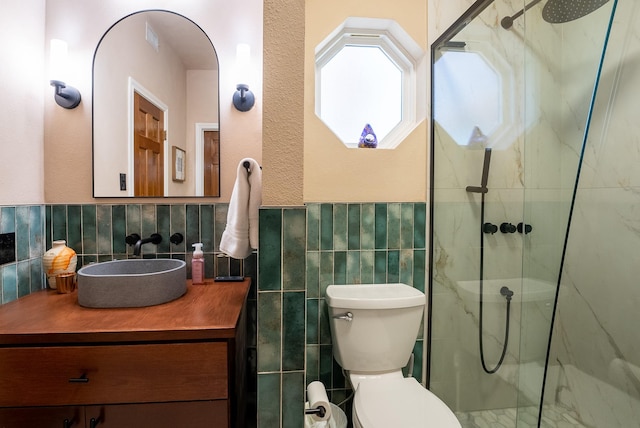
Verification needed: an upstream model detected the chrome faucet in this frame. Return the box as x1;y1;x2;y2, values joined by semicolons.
125;233;162;256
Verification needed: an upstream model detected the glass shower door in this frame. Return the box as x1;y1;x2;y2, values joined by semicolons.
429;0;617;427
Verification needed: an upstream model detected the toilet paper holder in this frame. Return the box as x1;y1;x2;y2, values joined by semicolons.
304;405;327;418
306;380;332;422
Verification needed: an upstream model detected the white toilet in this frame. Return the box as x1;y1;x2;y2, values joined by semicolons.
326;283;461;428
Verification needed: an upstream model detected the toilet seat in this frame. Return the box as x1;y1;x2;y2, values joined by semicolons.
354;377;461;428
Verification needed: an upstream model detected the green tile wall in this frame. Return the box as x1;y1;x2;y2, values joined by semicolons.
45;204;240;272
43;203;258;339
0;205;45;304
257;202;427;428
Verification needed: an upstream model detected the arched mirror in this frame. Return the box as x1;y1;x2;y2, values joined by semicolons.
93;10;220;197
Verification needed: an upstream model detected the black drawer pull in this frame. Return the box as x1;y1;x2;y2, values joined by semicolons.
90;417;101;428
63;419;74;428
68;373;89;383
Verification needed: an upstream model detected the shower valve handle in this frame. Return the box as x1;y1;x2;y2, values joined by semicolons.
517;222;533;234
500;223;517;233
483;223;498;234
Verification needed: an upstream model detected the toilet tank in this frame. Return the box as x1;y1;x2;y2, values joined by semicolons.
325;283;425;373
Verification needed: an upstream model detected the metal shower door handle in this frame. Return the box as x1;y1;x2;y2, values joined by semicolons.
333;312;353;322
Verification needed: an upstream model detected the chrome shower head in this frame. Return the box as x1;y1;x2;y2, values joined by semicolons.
542;0;611;23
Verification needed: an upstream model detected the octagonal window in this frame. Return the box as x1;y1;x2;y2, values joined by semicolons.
316;18;425;149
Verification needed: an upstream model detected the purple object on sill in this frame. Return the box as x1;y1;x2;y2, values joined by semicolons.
358;123;378;148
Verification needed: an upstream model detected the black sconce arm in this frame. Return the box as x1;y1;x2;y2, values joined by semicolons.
50;79;81;109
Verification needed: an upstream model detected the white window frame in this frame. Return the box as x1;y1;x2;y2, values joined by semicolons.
315;17;425;149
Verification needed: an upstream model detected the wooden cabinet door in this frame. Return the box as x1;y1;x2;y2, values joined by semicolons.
0;406;84;428
85;401;228;428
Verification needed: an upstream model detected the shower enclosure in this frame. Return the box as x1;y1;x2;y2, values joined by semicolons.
428;0;640;426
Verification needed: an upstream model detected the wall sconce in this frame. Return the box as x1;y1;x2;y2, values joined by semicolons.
232;44;255;112
49;39;81;109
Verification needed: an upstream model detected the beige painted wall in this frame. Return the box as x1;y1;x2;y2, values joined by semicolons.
304;0;428;203
0;1;46;205
43;0;262;204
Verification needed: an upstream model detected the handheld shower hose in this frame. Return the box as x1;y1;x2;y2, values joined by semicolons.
467;148;514;374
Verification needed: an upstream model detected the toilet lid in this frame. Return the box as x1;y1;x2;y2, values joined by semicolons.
354;377;461;428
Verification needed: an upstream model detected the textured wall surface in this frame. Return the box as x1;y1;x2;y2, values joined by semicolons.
262;0;305;206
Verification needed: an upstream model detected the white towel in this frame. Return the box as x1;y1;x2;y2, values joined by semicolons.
219;158;262;259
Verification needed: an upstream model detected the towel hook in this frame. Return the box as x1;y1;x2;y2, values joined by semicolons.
243;160;262;173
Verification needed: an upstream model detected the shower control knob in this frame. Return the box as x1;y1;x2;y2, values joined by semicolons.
483;223;498;234
517;222;533;234
500;223;517;233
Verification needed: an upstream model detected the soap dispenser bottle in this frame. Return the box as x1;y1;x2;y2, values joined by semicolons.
191;243;205;284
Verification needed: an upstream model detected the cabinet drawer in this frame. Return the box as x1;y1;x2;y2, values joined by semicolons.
85;401;228;427
0;405;83;428
0;342;228;407
0;401;227;428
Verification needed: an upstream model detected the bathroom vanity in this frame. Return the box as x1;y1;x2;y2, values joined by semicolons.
0;279;250;428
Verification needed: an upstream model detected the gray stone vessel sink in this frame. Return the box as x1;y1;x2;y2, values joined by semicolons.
77;259;187;308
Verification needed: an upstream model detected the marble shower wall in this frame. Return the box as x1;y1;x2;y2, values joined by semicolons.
430;0;616;418
544;1;640;426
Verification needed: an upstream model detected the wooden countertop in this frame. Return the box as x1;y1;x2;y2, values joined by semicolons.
0;279;250;345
